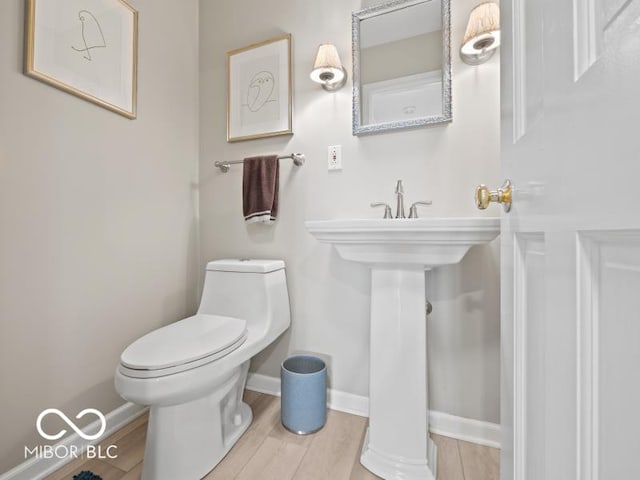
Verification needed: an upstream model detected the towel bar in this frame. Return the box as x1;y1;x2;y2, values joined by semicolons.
214;153;305;173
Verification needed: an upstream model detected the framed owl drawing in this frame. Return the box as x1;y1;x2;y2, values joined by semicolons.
25;0;138;119
226;34;293;142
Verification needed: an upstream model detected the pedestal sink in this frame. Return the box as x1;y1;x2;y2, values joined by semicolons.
305;217;500;480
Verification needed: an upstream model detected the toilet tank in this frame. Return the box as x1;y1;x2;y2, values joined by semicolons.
197;259;290;335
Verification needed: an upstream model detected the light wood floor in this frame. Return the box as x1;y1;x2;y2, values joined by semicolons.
46;392;499;480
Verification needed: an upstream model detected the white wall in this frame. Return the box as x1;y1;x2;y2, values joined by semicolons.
0;0;199;473
199;0;501;424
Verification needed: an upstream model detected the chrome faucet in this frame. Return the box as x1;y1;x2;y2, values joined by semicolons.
395;180;405;218
371;180;432;218
370;202;393;218
409;201;432;218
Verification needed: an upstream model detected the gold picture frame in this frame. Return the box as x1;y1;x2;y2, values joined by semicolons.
25;0;138;119
227;34;293;142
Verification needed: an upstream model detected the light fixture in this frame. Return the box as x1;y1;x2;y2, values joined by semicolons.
310;44;347;91
460;2;501;65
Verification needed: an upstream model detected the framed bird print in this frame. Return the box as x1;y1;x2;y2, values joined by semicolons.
227;34;293;142
25;0;138;119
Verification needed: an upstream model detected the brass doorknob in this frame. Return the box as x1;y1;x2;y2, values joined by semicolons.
475;179;512;212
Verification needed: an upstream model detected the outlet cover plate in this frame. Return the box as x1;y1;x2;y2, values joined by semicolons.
328;145;342;171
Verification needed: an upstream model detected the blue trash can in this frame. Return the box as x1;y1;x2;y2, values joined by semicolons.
281;355;327;434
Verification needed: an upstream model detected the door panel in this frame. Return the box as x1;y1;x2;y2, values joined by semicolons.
514;234;547;480
578;232;640;480
573;0;601;80
574;0;640;80
511;0;544;142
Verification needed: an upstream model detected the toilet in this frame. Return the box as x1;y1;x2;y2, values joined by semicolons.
114;259;290;480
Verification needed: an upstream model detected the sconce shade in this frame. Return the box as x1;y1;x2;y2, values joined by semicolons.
310;44;347;91
460;2;500;65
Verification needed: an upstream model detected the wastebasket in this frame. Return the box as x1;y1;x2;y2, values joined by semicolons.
280;355;327;434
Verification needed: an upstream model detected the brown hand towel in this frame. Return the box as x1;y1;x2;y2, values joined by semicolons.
243;155;279;224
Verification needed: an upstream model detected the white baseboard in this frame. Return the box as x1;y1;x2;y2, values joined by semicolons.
0;403;147;480
246;373;501;448
244;372;281;396
246;372;369;417
429;411;501;449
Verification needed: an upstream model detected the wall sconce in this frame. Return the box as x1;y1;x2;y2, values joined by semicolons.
460;2;500;65
310;44;347;91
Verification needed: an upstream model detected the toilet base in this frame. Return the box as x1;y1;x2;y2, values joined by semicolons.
141;362;251;480
360;427;438;480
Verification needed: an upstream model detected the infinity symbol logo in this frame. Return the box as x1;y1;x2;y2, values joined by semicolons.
36;408;106;441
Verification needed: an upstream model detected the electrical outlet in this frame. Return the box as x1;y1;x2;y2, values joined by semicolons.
328;145;342;171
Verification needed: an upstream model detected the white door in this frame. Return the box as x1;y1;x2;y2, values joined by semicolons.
490;1;640;479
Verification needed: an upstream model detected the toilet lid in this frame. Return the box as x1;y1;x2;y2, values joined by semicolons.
120;314;247;371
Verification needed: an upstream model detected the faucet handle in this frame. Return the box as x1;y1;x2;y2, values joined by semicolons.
371;202;393;219
408;201;433;219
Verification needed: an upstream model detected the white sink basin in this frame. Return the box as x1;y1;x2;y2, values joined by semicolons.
305;217;500;268
305;216;500;480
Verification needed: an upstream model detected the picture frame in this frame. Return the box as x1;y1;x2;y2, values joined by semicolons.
25;0;138;119
227;34;293;142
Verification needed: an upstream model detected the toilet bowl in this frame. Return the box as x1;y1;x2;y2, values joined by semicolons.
115;259;290;480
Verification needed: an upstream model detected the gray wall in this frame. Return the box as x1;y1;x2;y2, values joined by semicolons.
0;0;200;473
199;0;501;424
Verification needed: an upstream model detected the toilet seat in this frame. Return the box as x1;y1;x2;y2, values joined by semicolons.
119;314;248;379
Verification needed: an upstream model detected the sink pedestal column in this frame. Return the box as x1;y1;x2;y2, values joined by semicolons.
360;267;437;480
305;217;501;479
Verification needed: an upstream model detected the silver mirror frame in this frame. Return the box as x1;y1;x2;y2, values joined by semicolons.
352;0;452;136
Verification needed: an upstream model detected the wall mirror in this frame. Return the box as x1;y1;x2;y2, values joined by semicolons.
352;0;451;135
